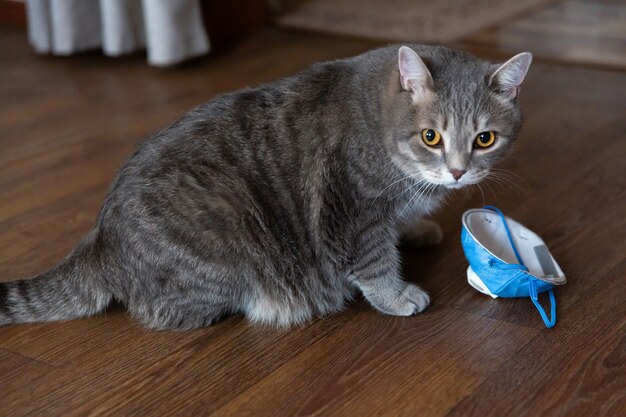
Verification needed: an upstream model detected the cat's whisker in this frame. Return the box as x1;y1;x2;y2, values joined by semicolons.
367;170;424;211
390;178;428;210
403;180;433;215
371;170;423;198
482;180;499;203
491;168;531;190
399;176;431;200
492;168;530;186
488;172;525;192
485;171;515;189
439;188;452;208
486;177;516;193
402;185;424;214
476;183;486;206
423;182;437;198
426;184;437;208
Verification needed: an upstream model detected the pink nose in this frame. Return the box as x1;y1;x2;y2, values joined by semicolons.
450;169;466;180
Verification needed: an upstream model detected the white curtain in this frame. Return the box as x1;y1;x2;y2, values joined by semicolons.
26;0;210;66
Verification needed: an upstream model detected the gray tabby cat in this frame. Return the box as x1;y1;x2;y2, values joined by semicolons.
0;45;531;330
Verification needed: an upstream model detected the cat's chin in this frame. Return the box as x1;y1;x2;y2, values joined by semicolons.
444;183;466;189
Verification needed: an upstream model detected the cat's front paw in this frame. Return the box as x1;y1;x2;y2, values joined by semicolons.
399;284;431;315
403;219;444;247
371;284;430;316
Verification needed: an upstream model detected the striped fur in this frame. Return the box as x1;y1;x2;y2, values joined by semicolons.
0;45;529;329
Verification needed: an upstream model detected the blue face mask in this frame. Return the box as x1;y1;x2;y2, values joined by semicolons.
461;206;566;328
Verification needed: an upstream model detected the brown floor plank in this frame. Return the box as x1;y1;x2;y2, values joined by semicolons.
1;308;163;366
462;0;626;70
277;0;562;44
0;348;56;414
0;187;109;276
445;260;626;417
212;306;538;416
0;13;624;417
70;313;354;416
2;312;353;416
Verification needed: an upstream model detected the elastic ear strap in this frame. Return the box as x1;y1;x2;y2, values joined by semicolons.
530;280;557;328
485;205;557;328
483;205;525;265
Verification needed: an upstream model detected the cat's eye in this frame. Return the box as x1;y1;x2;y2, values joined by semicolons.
474;131;496;148
421;129;442;147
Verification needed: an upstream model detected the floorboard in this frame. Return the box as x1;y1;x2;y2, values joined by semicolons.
213;306;538;417
0;9;624;416
445;260;626;417
461;0;626;70
0;348;55;413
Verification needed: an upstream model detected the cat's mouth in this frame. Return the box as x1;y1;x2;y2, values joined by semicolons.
441;172;489;189
419;170;486;190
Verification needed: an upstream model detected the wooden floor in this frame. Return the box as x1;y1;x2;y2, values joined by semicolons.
461;0;626;70
1;6;625;416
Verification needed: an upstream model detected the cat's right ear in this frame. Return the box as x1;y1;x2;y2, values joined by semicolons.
398;46;434;99
489;52;532;99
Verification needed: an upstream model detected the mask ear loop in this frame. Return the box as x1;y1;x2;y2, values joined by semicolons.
484;206;557;328
530;282;557;328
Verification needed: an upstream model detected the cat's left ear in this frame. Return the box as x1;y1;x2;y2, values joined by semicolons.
398;46;434;99
489;52;532;99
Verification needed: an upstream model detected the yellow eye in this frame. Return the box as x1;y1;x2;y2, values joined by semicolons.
475;131;496;148
421;129;442;147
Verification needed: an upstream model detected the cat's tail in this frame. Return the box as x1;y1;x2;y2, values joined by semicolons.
0;230;113;326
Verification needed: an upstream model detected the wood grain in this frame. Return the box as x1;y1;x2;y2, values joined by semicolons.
445;261;626;417
0;11;624;417
461;0;626;70
277;0;563;44
213;306;538;417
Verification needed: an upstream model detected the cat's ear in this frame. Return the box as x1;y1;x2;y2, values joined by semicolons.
489;52;532;99
398;46;434;98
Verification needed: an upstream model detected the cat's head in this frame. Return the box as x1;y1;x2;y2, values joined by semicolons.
392;46;532;189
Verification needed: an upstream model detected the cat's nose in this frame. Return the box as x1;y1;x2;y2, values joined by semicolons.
450;169;466;180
